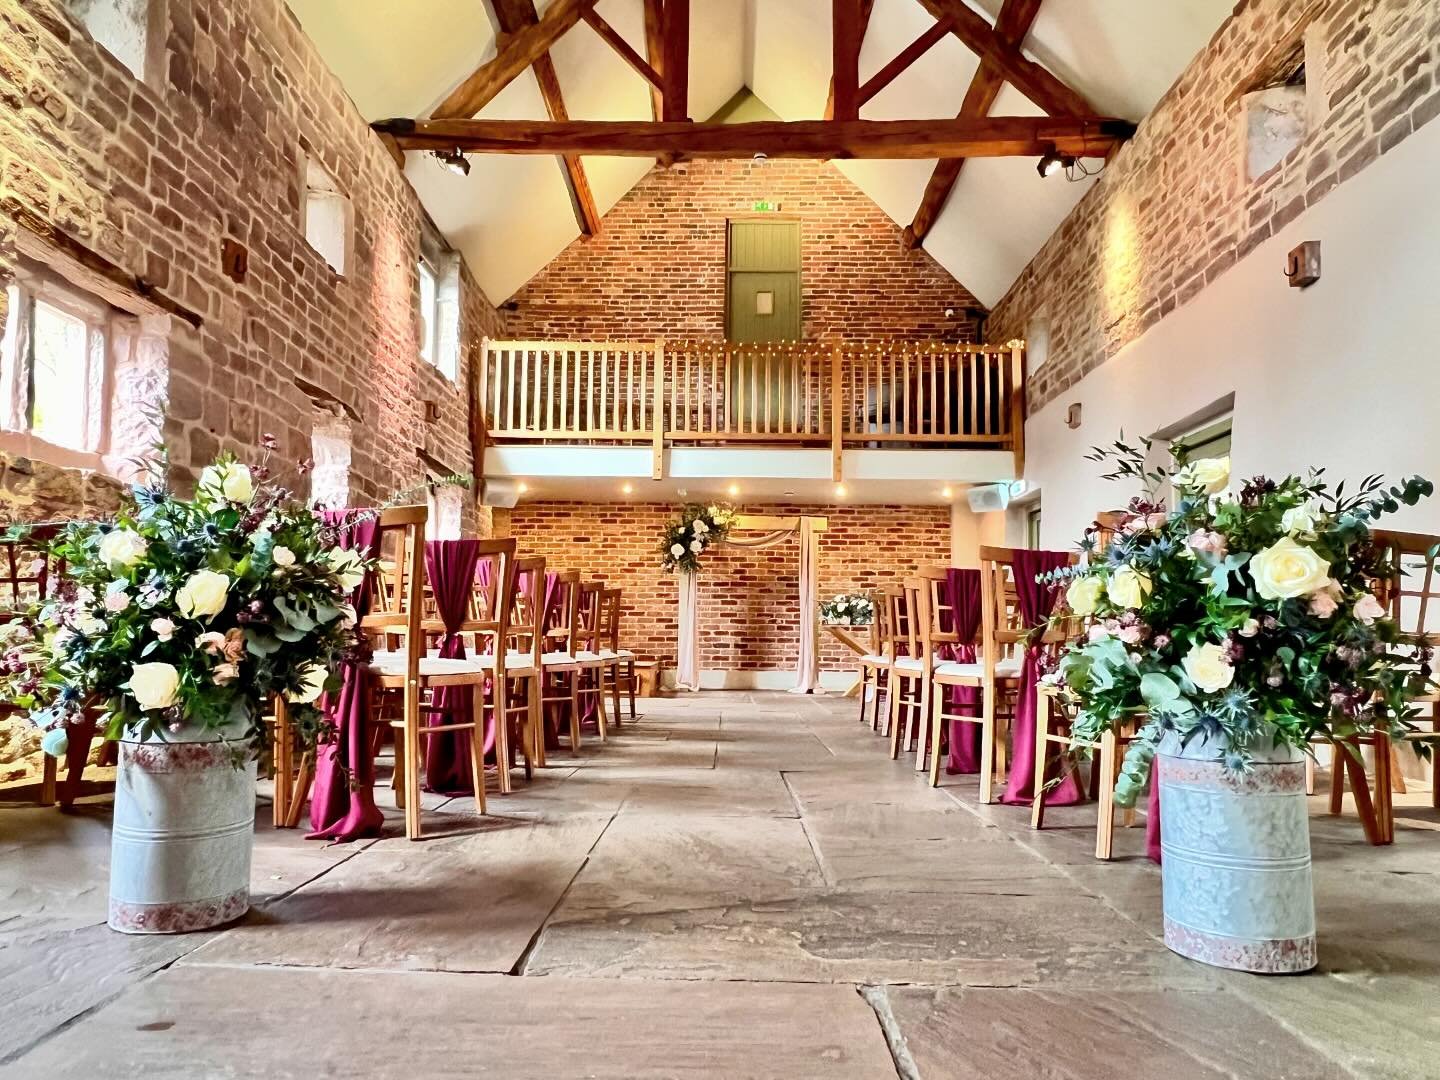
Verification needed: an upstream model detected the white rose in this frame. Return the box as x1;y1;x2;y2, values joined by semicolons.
150;617;176;642
129;661;181;711
103;587;130;613
1238;618;1260;637
175;569;231;621
689;539;703;553
1173;456;1230;495
1066;575;1105;616
286;662;328;704
670;543;685;558
98;528;148;570
73;611;107;637
325;548;366;591
1183;642;1236;694
1280;504;1321;537
271;545;296;568
693;519;709;534
198;462;254;505
1250;537;1331;600
1353;593;1386;626
1106;566;1152;610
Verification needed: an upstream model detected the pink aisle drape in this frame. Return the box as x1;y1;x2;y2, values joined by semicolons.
1000;548;1087;807
308;512;384;842
938;567;983;774
422;540;485;796
1146;777;1162;862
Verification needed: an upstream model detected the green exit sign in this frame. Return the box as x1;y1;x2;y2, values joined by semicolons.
752;200;782;212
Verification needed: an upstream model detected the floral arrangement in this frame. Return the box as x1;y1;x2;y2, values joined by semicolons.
659;503;736;573
1048;439;1435;807
0;440;368;759
820;593;875;625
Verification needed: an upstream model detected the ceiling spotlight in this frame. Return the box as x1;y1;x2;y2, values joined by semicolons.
727;483;740;497
437;147;470;176
941;487;953;499
1037;148;1074;179
834;484;847;498
753;151;768;163
516;481;528;494
621;482;634;495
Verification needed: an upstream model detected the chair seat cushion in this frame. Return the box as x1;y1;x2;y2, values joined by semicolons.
859;653;889;666
573;649;604;663
474;651;539;671
543;650;578;665
935;657;1022;680
368;652;489;678
892;657;923;673
599;648;636;660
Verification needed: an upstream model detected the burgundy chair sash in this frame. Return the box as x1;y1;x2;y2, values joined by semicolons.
422;540;484;797
938;567;984;775
308;511;384;842
1000;549;1086;807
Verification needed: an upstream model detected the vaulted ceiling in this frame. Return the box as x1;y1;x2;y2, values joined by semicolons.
286;0;1231;308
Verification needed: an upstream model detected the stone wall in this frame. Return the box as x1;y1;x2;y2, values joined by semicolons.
504;158;983;344
0;0;503;508
988;0;1440;412
499;502;950;673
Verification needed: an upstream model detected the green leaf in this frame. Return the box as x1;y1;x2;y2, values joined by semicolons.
1140;672;1181;709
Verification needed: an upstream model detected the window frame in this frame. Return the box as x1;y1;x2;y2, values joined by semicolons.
1;272;113;459
300;156;352;277
417;257;439;370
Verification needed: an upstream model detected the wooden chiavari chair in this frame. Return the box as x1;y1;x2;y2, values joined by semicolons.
490;554;547;774
887;581;925;759
856;589;892;732
540;571;600;751
599;587;638;724
363;513;509;840
1327;529;1440;844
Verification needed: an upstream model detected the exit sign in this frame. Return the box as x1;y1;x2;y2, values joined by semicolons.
752;200;782;212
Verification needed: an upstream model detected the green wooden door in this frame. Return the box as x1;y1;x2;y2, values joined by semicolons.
727;220;801;342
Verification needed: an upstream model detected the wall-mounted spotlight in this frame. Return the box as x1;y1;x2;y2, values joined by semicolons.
1036;148;1075;179
436;147;470;177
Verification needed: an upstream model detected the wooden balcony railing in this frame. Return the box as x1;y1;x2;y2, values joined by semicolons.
477;338;1025;480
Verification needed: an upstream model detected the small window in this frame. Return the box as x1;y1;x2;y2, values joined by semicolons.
68;0;160;83
309;413;352;510
301;158;351;276
418;259;438;367
1025;317;1050;371
1234;16;1319;182
1026;504;1043;550
1174;416;1233;462
1;279;109;453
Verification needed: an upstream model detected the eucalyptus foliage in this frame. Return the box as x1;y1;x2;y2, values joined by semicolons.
1048;438;1435;808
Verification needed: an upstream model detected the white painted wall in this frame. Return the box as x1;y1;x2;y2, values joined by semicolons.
1023;117;1440;549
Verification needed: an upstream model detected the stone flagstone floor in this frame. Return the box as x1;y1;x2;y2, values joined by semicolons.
2;691;1439;1078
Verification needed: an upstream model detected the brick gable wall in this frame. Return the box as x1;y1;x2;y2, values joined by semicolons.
499;502;950;673
504;158;983;345
988;0;1440;412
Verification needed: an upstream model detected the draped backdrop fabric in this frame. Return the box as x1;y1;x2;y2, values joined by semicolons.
673;520;822;694
1000;548;1087;807
939;567;983;774
308;511;384;843
422;540;484;797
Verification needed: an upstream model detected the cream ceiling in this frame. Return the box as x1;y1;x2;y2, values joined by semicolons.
286;0;1230;308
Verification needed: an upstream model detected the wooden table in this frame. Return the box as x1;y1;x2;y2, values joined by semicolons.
823;623;872;698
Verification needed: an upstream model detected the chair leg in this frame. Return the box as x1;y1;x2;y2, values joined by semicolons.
1030;710;1050;830
609;663;623;729
626;661;637;720
888;674;905;760
594;669;609;742
857;667;869;724
528;676;544;771
404;710;423;842
912;680;931;772
469;683;489;813
1375;734;1395;844
39;754;58;807
927;689;945;788
1389;744;1407;794
1341;743;1384;846
272;701;290;828
1328;745;1346;815
568;673;581;752
492;681;511;796
1094;730;1118;860
978;683;996;805
1305;755;1315;796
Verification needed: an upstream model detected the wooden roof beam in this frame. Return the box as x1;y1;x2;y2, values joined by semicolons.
581;6;662;89
915;0;1097;117
432;0;594;119
831;0;863;121
643;0;664;122
824;0;875;121
374;115;1134;159
903;0;1045;251
662;0;689;122
858;16;953;106
490;0;599;237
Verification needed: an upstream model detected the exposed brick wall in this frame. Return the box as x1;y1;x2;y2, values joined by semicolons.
499;502;950;672
0;0;503;506
989;0;1440;412
504;158;983;345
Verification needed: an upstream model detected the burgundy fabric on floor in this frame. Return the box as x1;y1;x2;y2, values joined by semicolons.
939;568;983;774
1146;776;1162;863
1000;549;1087;807
308;511;384;842
422;540;485;796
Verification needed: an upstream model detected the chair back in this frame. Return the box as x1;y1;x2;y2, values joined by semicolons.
867;588;893;657
545;569;581;656
576;581;605;654
886;581;918;659
601;587;624;653
1090;510;1128;554
1371;530;1440;676
431;538;515;660
978;546;1082;668
352;506;428;691
916;564;964;651
508;555;547;667
0;523;63;615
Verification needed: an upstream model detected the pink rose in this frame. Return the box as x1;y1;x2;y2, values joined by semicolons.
1308;591;1339;619
1353;593;1386;626
211;662;239;686
1186;529;1228;557
1118;624;1143;645
221;628;246;663
1087;624;1111;643
195;631;226;654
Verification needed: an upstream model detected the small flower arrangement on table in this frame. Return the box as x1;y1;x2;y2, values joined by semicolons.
820;593;875;626
660;503;736;573
0;441;368;757
1047;439;1435;807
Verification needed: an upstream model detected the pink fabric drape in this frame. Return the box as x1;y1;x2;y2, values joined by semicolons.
308;511;384;842
1146;776;1162;862
675;571;700;691
422;540;484;796
789;518;819;694
1000;549;1086;807
938;567;983;774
